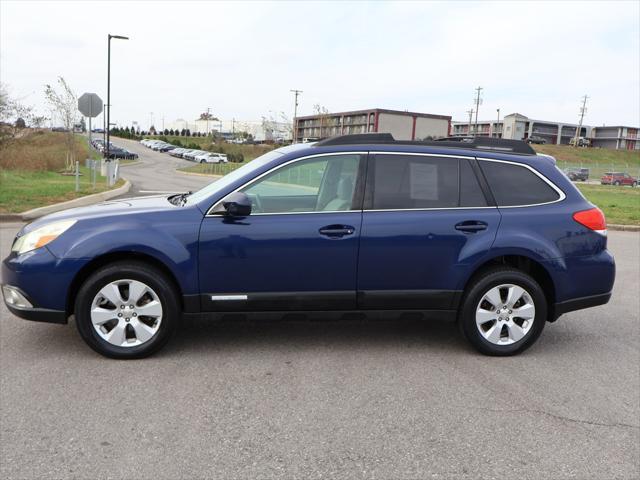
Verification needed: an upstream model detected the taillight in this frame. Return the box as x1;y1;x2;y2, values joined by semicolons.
573;207;607;235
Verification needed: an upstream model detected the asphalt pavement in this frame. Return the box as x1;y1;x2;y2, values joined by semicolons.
1;141;638;479
110;137;213;197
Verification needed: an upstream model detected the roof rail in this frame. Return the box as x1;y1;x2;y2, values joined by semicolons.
314;133;395;146
313;133;536;155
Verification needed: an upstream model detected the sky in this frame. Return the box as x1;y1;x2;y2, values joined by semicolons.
1;0;639;130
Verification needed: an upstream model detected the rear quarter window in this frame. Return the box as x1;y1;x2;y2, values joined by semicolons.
480;160;561;206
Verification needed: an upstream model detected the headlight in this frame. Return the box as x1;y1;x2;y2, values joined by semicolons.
11;220;76;255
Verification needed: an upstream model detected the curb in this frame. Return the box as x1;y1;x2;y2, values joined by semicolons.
609;224;640;232
0;180;131;222
175;169;223;179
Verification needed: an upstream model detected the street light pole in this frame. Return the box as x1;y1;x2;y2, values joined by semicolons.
496;108;500;138
106;34;129;161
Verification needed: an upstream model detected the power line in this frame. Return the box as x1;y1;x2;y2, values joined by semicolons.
466;108;474;135
290;89;302;142
574;95;589;147
473;86;483;137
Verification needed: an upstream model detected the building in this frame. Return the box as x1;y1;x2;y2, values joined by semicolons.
591;126;639;150
294;108;451;142
451;113;591;145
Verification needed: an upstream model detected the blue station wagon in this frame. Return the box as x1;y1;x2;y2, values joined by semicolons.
2;134;615;358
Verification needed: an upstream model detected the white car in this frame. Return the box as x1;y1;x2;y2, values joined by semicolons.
169;148;188;157
195;152;228;164
183;150;207;161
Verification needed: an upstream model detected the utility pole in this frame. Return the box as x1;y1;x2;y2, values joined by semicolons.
473;86;483;137
496;108;500;138
290;89;302;142
466;108;474;136
149;112;153;132
574;95;588;147
206;107;211;136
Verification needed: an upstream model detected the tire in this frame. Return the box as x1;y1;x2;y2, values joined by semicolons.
200;160;205;164
632;182;637;188
614;181;620;186
458;267;547;356
74;261;180;359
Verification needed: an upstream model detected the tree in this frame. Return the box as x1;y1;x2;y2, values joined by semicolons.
79;117;86;132
163;128;169;135
15;117;26;129
180;128;186;136
149;125;156;135
169;128;174;136
31;115;48;128
185;129;191;137
44;77;78;171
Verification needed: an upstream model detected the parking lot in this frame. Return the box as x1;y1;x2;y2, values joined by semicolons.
1;218;638;479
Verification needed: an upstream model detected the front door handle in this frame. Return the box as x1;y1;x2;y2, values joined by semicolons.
319;224;355;238
455;220;488;233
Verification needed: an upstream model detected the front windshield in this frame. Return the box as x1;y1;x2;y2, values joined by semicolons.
183;149;286;206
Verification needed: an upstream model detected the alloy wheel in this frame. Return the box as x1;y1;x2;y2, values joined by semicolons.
475;284;535;345
90;279;163;347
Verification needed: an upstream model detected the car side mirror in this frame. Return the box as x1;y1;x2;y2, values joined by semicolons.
215;191;252;217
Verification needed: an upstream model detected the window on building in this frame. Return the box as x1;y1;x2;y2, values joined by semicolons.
480;161;560;206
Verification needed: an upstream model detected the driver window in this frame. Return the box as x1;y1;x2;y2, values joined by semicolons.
241;154;362;214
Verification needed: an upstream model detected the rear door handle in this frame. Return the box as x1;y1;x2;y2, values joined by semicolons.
455;221;488;233
319;224;355;238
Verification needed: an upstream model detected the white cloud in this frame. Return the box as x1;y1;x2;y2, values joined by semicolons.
1;0;638;129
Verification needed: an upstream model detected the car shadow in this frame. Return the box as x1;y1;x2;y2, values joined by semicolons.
162;315;471;357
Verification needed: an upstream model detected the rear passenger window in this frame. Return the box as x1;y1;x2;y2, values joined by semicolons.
460;159;488;207
371;155;459;209
480;161;560;206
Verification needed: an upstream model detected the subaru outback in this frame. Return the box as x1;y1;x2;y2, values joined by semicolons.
2;134;615;358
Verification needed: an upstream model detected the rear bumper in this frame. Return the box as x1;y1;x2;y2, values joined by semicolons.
553;292;612;318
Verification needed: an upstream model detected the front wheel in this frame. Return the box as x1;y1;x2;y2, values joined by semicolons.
74;261;180;359
632;182;637;187
614;181;621;186
459;267;547;356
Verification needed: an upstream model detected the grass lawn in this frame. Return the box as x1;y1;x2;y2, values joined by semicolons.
178;162;245;176
534;144;640;180
0;168;124;214
577;184;640;225
0;131;124;214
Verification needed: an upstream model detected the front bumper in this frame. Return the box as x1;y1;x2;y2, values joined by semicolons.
1;247;80;324
2;284;67;323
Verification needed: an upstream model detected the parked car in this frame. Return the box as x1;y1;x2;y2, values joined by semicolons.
169;148;188;158
107;147;138;160
569;137;591;147
195;152;228;164
525;135;547;144
601;172;638;186
564;167;590;181
183;150;206;161
2;134;615;359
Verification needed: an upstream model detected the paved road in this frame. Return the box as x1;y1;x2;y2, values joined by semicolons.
110;137;213;197
0;221;638;479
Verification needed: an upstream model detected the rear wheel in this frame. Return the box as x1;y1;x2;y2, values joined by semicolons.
75;261;180;359
459;267;547;356
632;182;637;187
614;181;621;186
